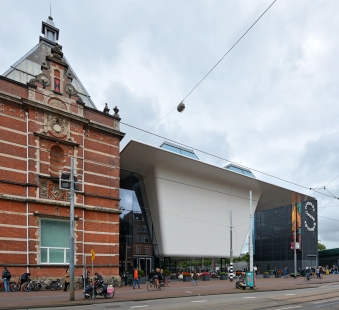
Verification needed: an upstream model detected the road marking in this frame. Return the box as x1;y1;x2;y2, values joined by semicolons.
192;300;207;303
314;298;339;304
285;294;296;296
131;306;149;309
186;291;192;293
243;297;256;298
275;307;301;310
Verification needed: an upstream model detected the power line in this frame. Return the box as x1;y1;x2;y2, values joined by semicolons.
325;173;339;187
141;0;277;136
8;86;339;201
121;120;338;201
318;215;339;222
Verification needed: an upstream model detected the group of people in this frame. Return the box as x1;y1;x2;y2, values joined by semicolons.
1;266;104;293
273;266;289;278
1;267;31;293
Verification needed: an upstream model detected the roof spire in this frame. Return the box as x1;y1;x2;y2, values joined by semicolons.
41;9;59;43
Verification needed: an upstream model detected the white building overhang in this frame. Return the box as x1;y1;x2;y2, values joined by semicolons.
120;140;315;258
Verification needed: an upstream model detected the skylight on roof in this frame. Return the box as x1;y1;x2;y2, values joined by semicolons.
160;142;199;160
224;164;255;178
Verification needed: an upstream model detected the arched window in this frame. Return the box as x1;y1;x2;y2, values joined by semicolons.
50;145;65;176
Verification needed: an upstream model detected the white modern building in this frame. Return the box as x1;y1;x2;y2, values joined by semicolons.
119;140;317;274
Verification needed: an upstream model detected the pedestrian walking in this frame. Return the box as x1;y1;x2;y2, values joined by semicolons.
63;268;70;291
132;267;140;289
192;270;199;285
2;267;11;292
283;267;288;278
273;267;277;278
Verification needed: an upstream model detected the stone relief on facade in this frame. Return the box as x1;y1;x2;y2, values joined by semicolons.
48;98;67;110
29;73;51;88
47;114;69;138
39;178;69;201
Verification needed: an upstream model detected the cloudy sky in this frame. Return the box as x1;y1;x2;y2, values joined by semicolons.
1;0;339;249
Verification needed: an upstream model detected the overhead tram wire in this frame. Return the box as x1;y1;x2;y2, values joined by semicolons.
139;0;277;139
120;120;338;201
20;86;338;201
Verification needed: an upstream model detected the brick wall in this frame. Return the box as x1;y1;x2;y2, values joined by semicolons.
0;52;124;278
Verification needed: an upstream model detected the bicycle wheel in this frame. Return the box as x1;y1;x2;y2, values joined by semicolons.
40;283;47;291
0;283;4;291
74;282;80;290
34;283;41;292
12;282;21;291
21;282;30;292
128;279;133;287
147;283;153;291
50;282;58;291
166;280;172;287
104;291;115;299
158;284;165;291
118;281;123;288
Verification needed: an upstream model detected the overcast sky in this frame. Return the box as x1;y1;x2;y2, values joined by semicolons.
1;0;339;250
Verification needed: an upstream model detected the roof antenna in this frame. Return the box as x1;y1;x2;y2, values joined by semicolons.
49;4;53;21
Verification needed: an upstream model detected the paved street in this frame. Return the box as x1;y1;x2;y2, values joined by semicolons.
1;274;339;309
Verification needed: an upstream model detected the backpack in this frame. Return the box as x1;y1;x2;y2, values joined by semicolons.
6;270;11;279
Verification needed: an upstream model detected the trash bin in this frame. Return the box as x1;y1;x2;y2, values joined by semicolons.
300;270;306;277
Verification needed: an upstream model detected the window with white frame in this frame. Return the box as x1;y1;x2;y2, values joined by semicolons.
145;246;150;255
137;225;140;232
40;219;70;264
136;246;141;254
141;225;147;233
136;235;140;243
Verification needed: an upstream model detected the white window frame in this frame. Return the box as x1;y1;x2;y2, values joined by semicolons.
40;218;70;264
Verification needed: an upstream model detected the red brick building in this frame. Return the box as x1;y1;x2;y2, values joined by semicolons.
0;16;124;279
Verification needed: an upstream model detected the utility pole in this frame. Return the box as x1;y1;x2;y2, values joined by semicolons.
69;157;75;301
229;210;233;282
249;191;253;272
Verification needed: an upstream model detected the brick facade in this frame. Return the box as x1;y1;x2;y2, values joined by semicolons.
0;24;125;279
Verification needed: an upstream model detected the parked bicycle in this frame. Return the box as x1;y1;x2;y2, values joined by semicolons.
49;278;63;291
21;278;41;292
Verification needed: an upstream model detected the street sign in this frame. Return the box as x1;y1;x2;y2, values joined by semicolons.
91;249;95;260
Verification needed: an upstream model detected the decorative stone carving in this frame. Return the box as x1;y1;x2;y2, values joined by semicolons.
65;84;77;96
41;61;50;70
47;114;68;137
103;103;110;114
48;98;67;110
39;178;69;201
40;179;48;198
66;71;73;81
113;106;120;118
51;43;63;60
29;73;50;88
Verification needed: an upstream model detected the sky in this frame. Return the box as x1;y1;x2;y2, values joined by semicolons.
1;0;339;250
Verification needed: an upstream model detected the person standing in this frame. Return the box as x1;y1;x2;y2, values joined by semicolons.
2;267;11;293
64;268;70;292
132;267;140;289
192;270;199;285
283;267;288;278
273;267;277;278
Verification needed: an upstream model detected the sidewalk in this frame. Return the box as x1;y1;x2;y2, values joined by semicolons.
1;274;339;309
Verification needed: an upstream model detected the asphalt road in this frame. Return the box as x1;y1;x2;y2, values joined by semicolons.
24;283;339;310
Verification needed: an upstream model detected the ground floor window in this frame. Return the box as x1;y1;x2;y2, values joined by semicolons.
40;219;70;264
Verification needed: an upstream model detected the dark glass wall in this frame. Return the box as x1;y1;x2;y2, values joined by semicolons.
254;200;318;273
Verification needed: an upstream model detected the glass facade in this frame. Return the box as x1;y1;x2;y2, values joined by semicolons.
254;200;318;273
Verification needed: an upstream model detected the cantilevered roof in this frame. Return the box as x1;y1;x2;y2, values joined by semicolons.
120;140;316;212
2;17;96;109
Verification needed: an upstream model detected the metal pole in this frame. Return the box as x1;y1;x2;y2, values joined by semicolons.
230;210;233;282
294;204;297;279
249;191;253;272
125;238;128;272
69;157;75;301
